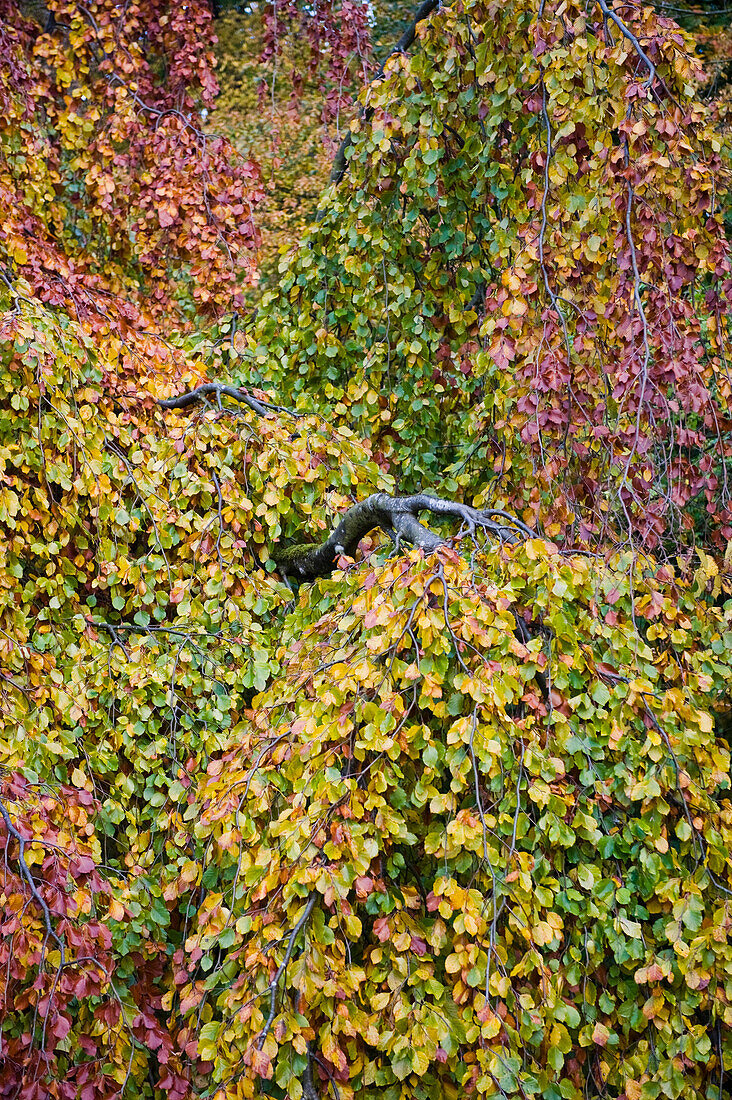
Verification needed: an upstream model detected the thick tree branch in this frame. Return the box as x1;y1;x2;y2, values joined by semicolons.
275;492;534;580
330;0;440;184
158;382;283;417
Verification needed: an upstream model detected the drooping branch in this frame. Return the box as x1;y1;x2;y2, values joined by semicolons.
596;0;656;88
274;492;534;580
330;0;439;184
0;797;66;963
257;894;318;1049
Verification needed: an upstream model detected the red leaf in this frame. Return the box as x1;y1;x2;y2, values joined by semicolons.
251;1049;273;1079
373;917;391;942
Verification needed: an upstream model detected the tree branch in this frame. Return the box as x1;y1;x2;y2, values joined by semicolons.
158;382;288;417
0;796;66;963
257;894;317;1049
596;0;656;88
274;493;534;580
330;0;440;184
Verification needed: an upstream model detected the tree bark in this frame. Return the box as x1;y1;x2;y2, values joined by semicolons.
158;382;299;419
158;382;274;417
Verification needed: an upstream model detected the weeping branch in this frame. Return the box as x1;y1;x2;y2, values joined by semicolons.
330;0;440;184
274;492;534;580
257;894;318;1049
596;0;656;88
0;797;66;963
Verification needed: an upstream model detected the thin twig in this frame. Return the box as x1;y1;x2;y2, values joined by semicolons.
596;0;656;87
0;797;66;963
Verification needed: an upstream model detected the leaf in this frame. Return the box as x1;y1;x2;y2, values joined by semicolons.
592;1023;610;1048
251;1050;273;1079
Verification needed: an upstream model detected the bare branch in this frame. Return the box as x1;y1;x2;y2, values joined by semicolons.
596;0;656;88
158;382;292;417
275;493;534;580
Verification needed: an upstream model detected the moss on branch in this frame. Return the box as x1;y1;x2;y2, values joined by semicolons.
274;492;533;580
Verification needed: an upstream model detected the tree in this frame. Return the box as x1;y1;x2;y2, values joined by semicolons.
1;1;732;1099
208;8;337;300
251;0;732;550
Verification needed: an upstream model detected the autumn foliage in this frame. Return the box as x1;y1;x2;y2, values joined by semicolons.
1;0;261;319
253;0;732;550
1;1;732;1099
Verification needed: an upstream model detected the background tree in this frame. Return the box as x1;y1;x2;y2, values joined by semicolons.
209;8;335;299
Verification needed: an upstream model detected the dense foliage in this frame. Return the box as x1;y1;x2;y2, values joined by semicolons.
2;0;261;318
249;0;732;551
1;2;732;1100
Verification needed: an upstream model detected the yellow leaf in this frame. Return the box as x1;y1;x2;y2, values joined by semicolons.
592;1023;610;1047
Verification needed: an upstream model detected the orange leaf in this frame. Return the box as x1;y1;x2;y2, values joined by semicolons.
592;1023;610;1047
251;1049;273;1079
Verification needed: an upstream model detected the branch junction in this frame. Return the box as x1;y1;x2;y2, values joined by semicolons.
274;493;533;580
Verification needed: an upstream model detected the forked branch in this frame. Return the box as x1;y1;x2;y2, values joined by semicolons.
275;492;533;580
158;382;282;417
0;797;66;962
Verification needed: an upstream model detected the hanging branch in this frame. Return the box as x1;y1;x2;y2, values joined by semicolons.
0;796;67;963
257;894;318;1049
330;0;440;184
596;0;657;87
332;0;657;188
274;492;534;580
